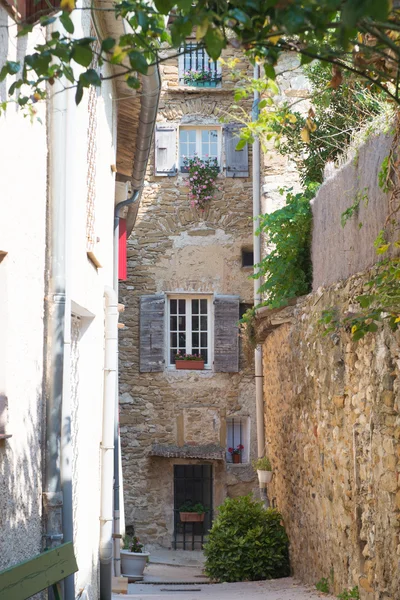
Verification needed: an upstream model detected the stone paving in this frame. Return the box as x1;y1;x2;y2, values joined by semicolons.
113;550;335;600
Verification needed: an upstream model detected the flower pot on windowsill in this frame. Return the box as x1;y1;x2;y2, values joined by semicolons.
232;454;241;464
180;512;205;523
175;360;205;370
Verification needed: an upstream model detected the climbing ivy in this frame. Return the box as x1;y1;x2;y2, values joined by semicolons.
254;184;317;309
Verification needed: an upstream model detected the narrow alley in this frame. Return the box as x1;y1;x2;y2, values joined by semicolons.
113;551;335;600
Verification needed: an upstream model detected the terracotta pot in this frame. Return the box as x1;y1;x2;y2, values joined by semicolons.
232;454;241;464
179;511;205;522
175;360;205;370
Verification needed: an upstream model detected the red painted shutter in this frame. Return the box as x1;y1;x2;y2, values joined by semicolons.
118;218;127;281
18;0;61;23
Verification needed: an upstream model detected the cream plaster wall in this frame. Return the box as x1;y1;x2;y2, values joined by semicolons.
0;5;117;597
0;9;47;572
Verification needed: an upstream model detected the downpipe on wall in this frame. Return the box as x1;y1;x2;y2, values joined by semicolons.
112;191;140;578
43;40;67;600
100;286;118;600
252;63;269;507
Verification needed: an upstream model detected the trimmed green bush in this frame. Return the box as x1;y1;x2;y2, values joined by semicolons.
203;495;290;582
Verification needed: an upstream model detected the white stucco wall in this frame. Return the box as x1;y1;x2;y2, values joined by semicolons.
0;8;47;570
0;5;118;597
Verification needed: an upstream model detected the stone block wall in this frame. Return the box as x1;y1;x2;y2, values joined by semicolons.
259;274;400;600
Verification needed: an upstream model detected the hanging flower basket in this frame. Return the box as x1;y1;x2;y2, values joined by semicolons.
183;155;219;211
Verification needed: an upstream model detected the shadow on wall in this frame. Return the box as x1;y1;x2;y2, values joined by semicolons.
0;386;44;573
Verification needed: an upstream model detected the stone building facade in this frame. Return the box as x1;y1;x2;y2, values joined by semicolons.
119;43;260;549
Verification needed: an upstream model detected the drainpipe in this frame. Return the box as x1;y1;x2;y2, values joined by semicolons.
252;64;268;506
43;59;67;560
100;286;118;600
112;62;160;579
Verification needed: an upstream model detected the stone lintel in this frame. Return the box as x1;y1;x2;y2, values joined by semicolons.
149;443;225;460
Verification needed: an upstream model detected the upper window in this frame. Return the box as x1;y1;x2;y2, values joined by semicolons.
179;44;222;88
179;127;220;171
226;417;250;464
168;296;211;368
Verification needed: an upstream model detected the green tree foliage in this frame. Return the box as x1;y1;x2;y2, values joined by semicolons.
2;0;400;112
274;64;386;186
203;495;290;583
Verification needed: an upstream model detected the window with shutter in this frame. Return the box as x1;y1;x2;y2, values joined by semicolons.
179;126;221;172
155;124;177;176
167;295;212;367
224;125;249;178
139;294;165;372
214;295;240;372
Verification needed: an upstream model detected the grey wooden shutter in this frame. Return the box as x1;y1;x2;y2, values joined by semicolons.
214;295;240;372
155;124;177;176
224;125;249;177
139;294;165;372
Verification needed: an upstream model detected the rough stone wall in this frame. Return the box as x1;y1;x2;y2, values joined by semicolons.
261;274;400;600
312;130;400;290
119;44;260;548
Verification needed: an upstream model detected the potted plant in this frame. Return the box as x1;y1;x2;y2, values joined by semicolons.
178;501;209;522
228;444;245;464
120;535;150;580
252;457;273;484
182;155;219;210
175;351;205;370
183;69;221;87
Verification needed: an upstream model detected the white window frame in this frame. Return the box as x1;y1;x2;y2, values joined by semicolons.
226;417;250;464
179;126;222;171
166;293;213;369
178;44;222;87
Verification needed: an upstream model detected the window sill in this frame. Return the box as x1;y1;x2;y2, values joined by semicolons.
226;462;250;467
167;366;212;371
167;85;231;94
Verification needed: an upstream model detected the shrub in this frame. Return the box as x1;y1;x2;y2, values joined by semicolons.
203;495;290;582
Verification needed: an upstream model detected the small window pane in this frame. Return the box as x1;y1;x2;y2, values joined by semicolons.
170;316;177;331
192;316;199;331
178;299;186;313
170;332;177;347
170;299;177;314
192;332;199;346
192;299;199;314
178;316;186;331
170;349;177;364
200;332;207;347
178;332;186;347
200;316;207;330
200;299;207;313
200;349;208;362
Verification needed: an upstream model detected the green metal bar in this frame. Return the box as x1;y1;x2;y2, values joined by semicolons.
0;542;77;600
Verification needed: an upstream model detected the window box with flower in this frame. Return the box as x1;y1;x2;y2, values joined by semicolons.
175;351;205;370
183;69;222;87
228;444;245;464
